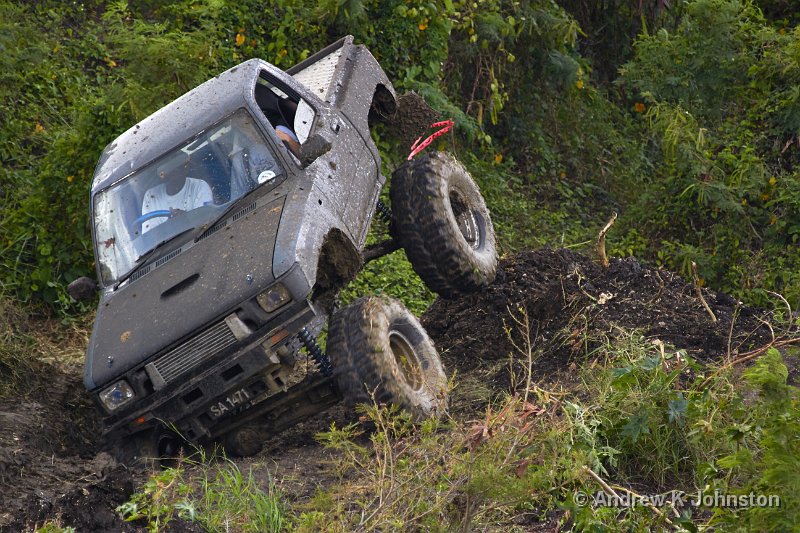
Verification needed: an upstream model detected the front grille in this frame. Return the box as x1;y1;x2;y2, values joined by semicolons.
150;321;237;385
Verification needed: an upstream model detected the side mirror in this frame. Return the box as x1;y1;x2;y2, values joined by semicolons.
299;133;332;167
67;276;99;301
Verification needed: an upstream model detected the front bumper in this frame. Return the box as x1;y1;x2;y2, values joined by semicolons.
100;295;316;442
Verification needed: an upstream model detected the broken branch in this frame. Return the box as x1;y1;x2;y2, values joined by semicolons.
582;466;675;527
700;335;800;389
582;466;619;499
596;212;617;268
691;261;717;322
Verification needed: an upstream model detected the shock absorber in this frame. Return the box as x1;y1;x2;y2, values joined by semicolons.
298;327;333;377
376;199;392;225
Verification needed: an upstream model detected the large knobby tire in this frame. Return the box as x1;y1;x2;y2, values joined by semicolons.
391;151;497;298
327;296;447;420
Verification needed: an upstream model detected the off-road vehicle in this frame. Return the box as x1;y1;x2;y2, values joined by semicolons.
69;36;498;460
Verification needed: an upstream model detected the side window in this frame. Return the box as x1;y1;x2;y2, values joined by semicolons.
254;72;316;163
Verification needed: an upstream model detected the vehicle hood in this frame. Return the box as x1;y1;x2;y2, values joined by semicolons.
84;196;285;389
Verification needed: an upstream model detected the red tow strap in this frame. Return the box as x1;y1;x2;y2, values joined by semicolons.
407;120;454;160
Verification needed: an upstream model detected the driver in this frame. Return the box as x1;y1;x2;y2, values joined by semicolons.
141;167;213;233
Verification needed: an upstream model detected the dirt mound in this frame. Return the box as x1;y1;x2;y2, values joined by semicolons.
0;370;138;532
423;248;772;385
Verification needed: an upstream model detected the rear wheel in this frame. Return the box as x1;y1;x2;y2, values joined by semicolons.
223;426;263;457
390;151;497;298
327;296;447;419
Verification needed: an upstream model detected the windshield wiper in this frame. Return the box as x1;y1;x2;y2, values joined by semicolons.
112;227;194;290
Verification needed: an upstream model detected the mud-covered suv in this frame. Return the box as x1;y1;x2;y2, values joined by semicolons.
69;36;497;460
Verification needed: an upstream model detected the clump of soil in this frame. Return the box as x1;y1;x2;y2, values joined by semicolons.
386;92;442;150
423;248;773;390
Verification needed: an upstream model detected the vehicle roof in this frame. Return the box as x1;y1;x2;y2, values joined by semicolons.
91;59;268;193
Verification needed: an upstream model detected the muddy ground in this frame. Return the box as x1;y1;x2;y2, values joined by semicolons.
0;248;784;532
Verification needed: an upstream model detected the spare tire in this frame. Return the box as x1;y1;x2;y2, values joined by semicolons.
390;151;497;298
327;296;447;419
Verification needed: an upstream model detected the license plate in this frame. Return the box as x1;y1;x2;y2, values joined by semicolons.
208;388;251;419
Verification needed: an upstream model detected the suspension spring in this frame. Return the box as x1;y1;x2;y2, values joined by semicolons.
376;199;392;225
298;327;333;377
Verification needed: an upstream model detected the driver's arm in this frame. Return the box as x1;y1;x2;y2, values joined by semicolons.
275;126;301;158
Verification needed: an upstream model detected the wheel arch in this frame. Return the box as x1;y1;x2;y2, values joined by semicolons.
314;227;363;293
369;83;398;126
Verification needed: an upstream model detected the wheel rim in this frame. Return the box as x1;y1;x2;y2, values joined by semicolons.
449;190;480;250
389;329;423;390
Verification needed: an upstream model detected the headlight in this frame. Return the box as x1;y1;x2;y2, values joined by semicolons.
99;380;136;412
256;283;291;313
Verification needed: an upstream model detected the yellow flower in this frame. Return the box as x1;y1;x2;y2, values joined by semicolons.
33;123;44;134
105;58;117;68
769;176;777;186
494;153;503;164
634;102;646;113
418;22;428;31
559;171;566;179
741;198;748;206
67;175;74;183
761;193;770;201
235;33;245;46
575;79;584;89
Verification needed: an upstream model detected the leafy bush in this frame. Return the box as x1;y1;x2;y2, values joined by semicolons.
618;0;800;306
117;451;286;532
709;348;800;531
0;1;226;307
6;0;800;320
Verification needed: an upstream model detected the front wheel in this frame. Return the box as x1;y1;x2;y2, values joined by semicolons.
390;151;497;298
109;426;181;467
327;296;447;420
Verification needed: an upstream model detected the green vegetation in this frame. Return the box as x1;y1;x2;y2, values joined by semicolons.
119;320;799;531
4;0;800;530
7;0;800;313
0;299;39;396
116;451;286;532
284;325;796;531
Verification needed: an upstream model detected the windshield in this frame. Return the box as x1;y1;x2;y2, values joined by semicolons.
93;109;284;285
